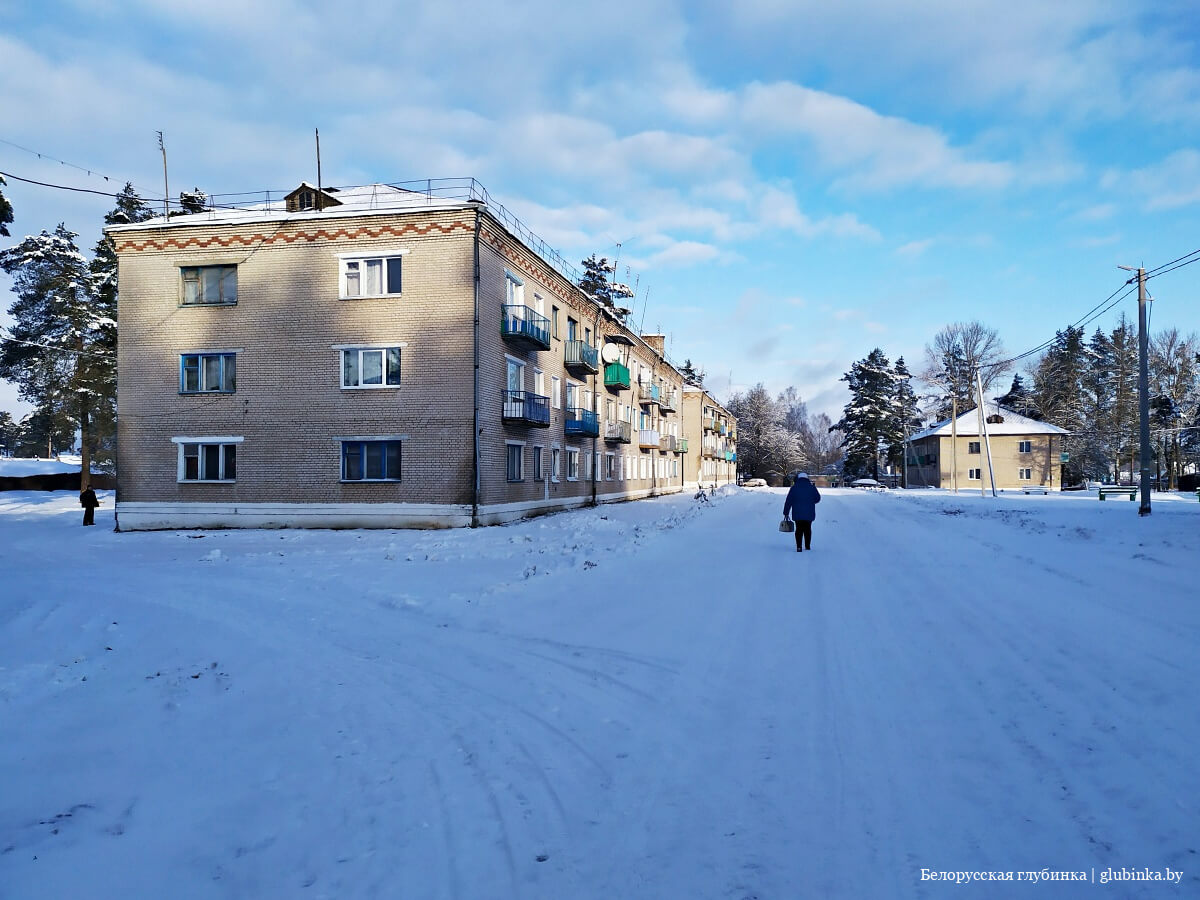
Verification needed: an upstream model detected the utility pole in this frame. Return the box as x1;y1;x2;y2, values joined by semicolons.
950;395;958;494
977;369;997;498
976;390;986;498
157;131;169;220
1120;265;1152;516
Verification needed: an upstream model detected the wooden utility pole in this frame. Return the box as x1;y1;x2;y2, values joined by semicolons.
951;396;958;493
1120;265;1152;516
977;369;997;498
157;132;169;220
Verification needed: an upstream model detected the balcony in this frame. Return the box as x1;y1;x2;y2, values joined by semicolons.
659;390;677;412
704;417;717;432
604;420;632;443
603;362;630;391
502;390;550;426
564;340;599;374
565;407;599;437
638;384;661;406
638;429;660;449
724;451;734;461
501;305;551;351
659;434;677;452
718;422;728;435
676;437;688;454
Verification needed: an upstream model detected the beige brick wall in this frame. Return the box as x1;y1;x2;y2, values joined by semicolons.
117;209;477;506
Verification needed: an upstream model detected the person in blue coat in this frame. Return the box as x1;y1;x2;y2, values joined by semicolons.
782;472;821;552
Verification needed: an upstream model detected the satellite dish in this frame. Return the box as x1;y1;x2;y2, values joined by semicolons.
601;343;621;364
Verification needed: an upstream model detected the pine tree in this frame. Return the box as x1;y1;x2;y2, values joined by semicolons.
0;225;107;478
178;188;208;214
0;410;17;455
1108;315;1139;483
995;373;1037;418
679;358;705;387
1031;326;1088;483
891;357;921;484
835;348;901;479
0;174;13;237
89;184;154;470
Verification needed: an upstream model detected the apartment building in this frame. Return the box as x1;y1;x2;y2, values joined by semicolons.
906;402;1069;491
682;387;738;488
109;181;701;529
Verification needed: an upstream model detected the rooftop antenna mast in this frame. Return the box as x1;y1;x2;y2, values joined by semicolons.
157;131;169;220
315;128;323;211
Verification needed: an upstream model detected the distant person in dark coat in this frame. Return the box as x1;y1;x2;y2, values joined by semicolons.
80;483;99;526
782;472;821;552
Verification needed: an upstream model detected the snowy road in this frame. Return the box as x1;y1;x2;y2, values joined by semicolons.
1;487;1196;898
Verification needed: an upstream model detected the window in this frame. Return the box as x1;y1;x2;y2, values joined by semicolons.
605;453;615;480
505;272;525;307
1018;440;1032;453
583;451;590;480
551;305;560;339
567;448;579;481
180;353;235;393
551;376;561;409
551;447;561;482
1019;468;1033;480
533;368;545;397
341;440;402;481
506;443;524;482
297;190;315;210
174;438;240;482
341;253;405;299
533;446;544;481
342;347;401;388
968;441;981;454
567;317;578;341
584;326;592;346
566;381;579;410
506;357;526;394
181;265;237;305
968;468;981;480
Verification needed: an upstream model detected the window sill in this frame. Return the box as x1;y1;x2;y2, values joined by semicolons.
340;479;402;484
341;385;402;391
180;301;238;308
179;391;236;396
339;294;403;301
178;479;236;484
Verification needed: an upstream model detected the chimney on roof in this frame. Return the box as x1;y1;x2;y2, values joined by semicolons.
641;334;665;355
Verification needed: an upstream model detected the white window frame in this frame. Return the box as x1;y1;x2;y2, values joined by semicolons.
532;445;544;481
1018;440;1032;453
605;453;615;480
335;344;405;389
339;249;409;300
968;441;981;454
968;468;981;480
551;445;561;482
506;355;527;393
551;376;561;410
505;271;526;308
533;367;545;398
567;448;580;481
506;440;525;483
1019;467;1033;480
172;435;243;483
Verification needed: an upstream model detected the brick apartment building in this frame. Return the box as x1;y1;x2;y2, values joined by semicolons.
682;387;738;488
109;181;734;529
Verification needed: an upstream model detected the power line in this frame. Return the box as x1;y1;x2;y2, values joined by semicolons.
0;169;160;202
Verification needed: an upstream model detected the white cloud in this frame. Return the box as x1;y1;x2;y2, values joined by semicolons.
1110;150;1200;211
896;239;936;258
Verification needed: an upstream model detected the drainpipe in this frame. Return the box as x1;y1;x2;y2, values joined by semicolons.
471;209;482;527
591;303;604;508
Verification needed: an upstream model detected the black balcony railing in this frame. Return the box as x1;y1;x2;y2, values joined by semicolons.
565;341;599;373
501;305;551;350
565;407;599;437
502;390;550;426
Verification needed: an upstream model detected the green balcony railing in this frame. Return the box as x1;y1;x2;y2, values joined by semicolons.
604;362;631;390
676;437;688;453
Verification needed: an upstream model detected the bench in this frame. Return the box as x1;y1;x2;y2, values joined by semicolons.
1021;486;1050;495
1098;486;1138;501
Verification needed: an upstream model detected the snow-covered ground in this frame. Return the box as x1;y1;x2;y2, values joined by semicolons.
0;454;90;476
1;486;1196;898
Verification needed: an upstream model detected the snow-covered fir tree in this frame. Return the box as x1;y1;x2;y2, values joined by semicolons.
0;225;109;476
0;174;13;238
1031;326;1088;483
679;358;705;387
890;357;922;484
835;348;905;479
1149;328;1200;489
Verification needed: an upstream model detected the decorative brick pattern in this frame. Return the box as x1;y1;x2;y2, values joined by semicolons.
116;220;473;254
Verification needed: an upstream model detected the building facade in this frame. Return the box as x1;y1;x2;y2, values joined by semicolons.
906;402;1069;491
110;183;723;530
682;387;738;488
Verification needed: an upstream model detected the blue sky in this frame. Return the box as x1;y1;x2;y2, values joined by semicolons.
3;0;1200;420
